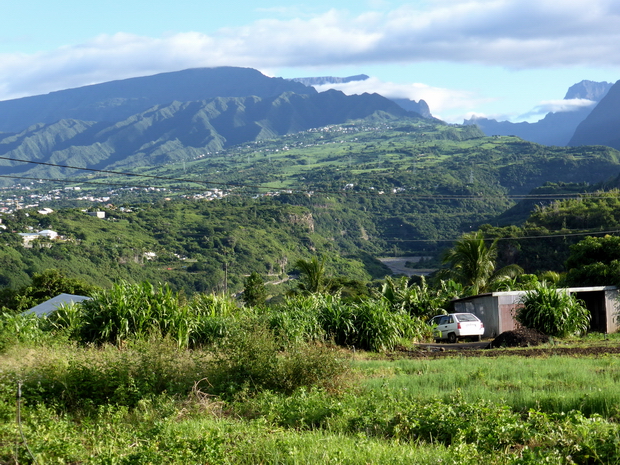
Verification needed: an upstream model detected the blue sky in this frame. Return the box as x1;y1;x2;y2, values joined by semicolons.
1;0;620;123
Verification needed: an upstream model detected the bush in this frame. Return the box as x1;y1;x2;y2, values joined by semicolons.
2;338;209;410
516;284;590;337
206;323;349;397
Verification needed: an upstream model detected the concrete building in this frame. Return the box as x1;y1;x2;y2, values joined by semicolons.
452;286;620;338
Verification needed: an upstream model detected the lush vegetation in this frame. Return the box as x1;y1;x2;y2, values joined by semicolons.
3;326;620;463
4;112;620;463
516;284;591;337
0;198;393;295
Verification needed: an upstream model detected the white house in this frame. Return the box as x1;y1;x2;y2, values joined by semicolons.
18;229;59;247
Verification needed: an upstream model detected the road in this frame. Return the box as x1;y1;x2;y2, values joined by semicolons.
378;256;435;276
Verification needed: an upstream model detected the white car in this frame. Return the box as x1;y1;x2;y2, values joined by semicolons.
429;313;484;343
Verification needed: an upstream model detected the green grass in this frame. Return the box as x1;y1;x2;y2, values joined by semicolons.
358;355;620;417
4;338;620;463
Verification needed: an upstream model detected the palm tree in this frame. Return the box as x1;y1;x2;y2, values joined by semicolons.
295;256;330;294
442;231;522;295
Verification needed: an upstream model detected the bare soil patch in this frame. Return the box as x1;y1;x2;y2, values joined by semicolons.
490;327;549;348
394;327;620;359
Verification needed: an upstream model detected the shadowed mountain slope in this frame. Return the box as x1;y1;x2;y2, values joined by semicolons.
465;80;613;146
570;80;620;150
0;89;413;178
0;67;315;133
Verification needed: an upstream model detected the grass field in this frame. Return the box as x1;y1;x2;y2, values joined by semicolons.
3;337;620;464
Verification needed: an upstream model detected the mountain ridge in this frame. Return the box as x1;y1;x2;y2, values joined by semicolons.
0;89;415;180
569;80;620;149
465;80;613;146
290;74;433;118
0;67;316;133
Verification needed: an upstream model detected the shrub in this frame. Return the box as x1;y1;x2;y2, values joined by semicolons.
187;293;248;346
2;338;209;410
264;295;325;344
78;281;189;346
206;323;349;397
516;284;590;337
0;312;47;351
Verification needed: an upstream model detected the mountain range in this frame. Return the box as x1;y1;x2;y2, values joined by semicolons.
2;66;620;187
0;68;420;182
464;80;615;146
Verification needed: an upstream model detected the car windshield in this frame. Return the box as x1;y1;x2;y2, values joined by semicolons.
456;313;479;322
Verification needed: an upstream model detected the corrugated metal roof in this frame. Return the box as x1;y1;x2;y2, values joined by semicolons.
22;293;91;317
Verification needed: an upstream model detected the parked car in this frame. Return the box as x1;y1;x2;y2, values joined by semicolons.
428;313;484;343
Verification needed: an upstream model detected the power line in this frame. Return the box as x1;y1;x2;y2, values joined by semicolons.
0;155;607;200
0;174;219;192
384;228;620;243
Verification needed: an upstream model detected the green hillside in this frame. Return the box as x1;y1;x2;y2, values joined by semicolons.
4;117;620;295
0;198;391;295
481;188;620;274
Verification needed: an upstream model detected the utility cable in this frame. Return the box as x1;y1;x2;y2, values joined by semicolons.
0;155;610;200
383;228;620;243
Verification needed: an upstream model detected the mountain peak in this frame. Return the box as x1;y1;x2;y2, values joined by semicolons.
564;80;613;101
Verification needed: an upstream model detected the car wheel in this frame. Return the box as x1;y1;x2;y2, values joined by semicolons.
448;333;457;344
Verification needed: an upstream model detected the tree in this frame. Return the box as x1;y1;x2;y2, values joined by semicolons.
295;256;330;294
242;272;267;307
442;231;523;296
562;235;620;287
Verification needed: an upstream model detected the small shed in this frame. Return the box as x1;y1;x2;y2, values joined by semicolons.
22;293;92;317
452;286;620;338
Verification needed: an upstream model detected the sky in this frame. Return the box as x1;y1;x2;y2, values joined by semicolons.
1;0;620;123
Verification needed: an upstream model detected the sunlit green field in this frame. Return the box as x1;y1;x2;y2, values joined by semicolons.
359;355;620;417
3;338;620;464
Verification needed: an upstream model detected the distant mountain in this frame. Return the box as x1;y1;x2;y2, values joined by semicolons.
569;80;620;150
0;89;414;180
290;75;433;118
0;67;315;133
465;80;613;146
565;80;614;100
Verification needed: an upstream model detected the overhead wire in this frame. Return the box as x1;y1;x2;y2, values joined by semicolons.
0;155;608;200
2;155;619;243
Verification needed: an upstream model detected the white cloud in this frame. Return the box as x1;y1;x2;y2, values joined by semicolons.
518;98;597;120
0;0;619;101
312;77;489;119
534;98;597;113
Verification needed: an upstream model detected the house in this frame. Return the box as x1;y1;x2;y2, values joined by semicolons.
452;286;620;338
18;229;59;247
38;230;58;239
86;211;106;219
22;293;92;317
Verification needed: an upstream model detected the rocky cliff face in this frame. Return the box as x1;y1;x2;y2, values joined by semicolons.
569;80;620;150
565;80;613;100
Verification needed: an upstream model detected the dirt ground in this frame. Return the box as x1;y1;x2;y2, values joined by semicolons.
397;327;620;358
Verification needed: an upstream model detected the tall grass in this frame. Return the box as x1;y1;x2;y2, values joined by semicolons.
359;356;620;417
517;284;590;337
268;293;432;351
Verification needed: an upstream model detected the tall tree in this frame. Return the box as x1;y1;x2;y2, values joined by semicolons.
242;272;267;307
442;232;522;295
295;256;330;294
